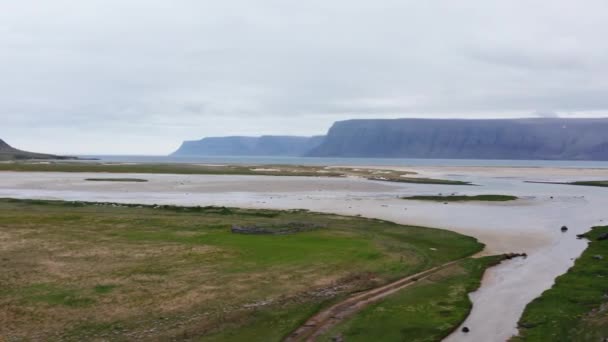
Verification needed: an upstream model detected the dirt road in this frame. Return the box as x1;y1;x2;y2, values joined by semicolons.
284;258;470;341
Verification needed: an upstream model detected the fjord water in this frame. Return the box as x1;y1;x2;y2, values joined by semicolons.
81;155;608;168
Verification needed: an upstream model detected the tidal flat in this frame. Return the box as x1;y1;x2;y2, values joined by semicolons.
1;165;607;341
0;161;470;185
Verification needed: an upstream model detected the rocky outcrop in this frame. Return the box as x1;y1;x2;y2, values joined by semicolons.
307;118;608;160
171;135;325;157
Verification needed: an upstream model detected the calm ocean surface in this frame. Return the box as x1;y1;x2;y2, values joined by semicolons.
80;155;608;168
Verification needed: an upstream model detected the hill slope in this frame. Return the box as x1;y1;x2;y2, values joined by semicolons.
307;118;608;160
171;135;325;157
0;139;73;160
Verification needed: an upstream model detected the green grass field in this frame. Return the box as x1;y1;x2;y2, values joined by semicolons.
0;198;484;341
402;194;518;202
515;226;608;341
320;256;504;342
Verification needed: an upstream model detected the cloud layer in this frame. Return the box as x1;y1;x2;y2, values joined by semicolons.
2;1;607;154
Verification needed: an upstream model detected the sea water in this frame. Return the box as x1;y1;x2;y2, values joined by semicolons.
79;155;608;168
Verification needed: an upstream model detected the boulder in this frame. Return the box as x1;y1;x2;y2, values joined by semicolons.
505;252;527;260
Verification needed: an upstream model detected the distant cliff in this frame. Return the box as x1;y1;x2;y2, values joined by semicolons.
307;118;608;160
0;139;75;160
172;135;325;156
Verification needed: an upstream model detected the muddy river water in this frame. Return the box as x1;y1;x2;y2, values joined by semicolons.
1;167;606;341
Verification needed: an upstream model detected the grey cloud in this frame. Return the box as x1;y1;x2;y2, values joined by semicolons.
1;0;608;154
469;48;587;71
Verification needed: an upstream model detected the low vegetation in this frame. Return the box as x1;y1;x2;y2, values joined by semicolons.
0;161;467;185
368;177;472;186
526;180;608;188
515;226;608;341
85;178;148;182
321;256;505;342
402;194;518;202
0;198;484;341
569;181;608;188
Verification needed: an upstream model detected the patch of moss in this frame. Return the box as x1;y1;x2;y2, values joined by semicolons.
93;284;118;294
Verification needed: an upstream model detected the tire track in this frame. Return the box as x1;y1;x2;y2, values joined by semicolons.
284;258;466;342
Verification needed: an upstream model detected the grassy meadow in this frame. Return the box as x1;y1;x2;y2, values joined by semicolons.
515;226;608;341
0;198;484;341
321;256;504;341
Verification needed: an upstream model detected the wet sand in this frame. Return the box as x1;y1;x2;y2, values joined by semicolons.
1;167;607;341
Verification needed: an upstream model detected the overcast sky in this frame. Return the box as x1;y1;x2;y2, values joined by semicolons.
2;1;608;154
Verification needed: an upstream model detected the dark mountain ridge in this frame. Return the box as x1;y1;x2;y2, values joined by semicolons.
307;118;608;160
171;135;325;156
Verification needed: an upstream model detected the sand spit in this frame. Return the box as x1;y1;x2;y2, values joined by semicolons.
1;167;607;341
